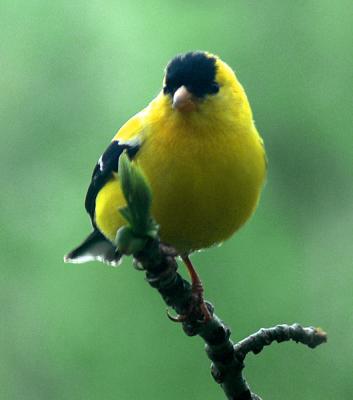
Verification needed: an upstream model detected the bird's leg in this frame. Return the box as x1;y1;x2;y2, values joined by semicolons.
167;256;212;322
168;256;212;323
182;255;212;322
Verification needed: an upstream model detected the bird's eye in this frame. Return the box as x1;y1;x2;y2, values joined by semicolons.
163;84;178;96
185;82;220;98
209;83;220;94
163;84;176;96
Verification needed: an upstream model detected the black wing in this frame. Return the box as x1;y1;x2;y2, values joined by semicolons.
85;140;140;221
64;229;122;266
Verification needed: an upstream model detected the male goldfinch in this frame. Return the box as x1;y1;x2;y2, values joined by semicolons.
65;51;266;269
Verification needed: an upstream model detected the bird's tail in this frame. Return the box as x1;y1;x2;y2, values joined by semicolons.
64;230;122;267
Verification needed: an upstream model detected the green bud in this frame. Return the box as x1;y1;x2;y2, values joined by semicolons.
116;151;159;254
115;226;147;255
118;152;133;204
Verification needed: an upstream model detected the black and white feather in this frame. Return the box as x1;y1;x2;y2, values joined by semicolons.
64;138;141;266
85;139;140;221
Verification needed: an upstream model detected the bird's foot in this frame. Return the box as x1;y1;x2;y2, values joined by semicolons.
167;256;212;323
167;309;188;322
183;255;212;322
166;286;212;323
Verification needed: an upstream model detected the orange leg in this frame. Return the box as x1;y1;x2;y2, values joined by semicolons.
167;256;212;323
182;255;212;322
182;256;203;292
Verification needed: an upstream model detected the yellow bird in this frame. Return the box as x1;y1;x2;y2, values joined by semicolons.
65;51;266;285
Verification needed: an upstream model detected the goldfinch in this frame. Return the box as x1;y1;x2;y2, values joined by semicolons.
65;51;266;267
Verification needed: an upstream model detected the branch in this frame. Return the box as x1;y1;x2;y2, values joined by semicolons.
115;153;327;399
234;324;327;361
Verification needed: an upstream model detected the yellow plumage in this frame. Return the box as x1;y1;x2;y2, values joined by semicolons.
94;53;266;254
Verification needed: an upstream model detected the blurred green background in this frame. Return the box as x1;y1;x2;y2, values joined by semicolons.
1;1;352;399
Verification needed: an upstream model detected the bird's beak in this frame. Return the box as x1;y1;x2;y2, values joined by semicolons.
172;86;197;112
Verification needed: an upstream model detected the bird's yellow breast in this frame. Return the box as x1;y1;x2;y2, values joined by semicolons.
95;90;266;254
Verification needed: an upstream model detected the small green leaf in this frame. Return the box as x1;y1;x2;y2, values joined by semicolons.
119;206;133;225
117;152;159;255
146;223;159;239
115;226;147;255
118;152;133;205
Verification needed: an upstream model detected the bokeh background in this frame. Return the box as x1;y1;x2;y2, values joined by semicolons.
1;1;352;399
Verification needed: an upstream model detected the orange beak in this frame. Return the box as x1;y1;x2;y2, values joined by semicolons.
172;86;197;112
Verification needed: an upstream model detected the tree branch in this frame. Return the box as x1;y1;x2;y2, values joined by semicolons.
133;242;327;399
233;324;327;360
115;153;328;399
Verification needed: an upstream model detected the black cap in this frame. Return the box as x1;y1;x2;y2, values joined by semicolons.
164;51;219;98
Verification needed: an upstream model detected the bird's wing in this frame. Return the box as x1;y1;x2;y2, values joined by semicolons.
64;229;122;266
85;111;146;221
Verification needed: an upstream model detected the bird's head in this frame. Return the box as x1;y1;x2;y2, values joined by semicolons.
159;51;250;123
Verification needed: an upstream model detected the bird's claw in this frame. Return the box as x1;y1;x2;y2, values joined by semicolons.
166;308;188;322
166;297;212;323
